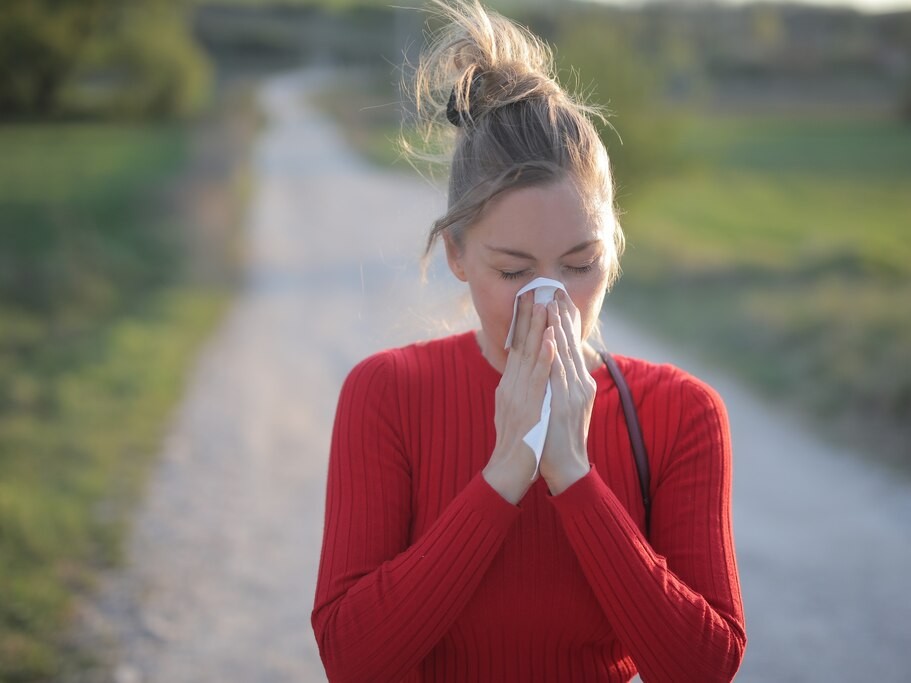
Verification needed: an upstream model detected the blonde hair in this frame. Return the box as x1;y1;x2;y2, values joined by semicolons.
403;0;625;293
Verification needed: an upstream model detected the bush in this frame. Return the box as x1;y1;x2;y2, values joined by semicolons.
0;0;211;121
76;3;212;120
0;0;105;117
555;11;683;192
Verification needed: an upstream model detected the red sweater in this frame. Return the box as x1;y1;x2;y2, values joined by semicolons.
312;331;745;682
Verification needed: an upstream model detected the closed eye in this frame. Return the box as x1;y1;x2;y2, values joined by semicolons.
567;264;594;275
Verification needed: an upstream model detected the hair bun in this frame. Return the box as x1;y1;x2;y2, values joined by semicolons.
406;1;623;293
446;74;483;127
410;1;559;129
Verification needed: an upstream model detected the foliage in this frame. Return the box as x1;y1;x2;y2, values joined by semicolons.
0;0;105;117
83;3;213;119
0;0;211;120
554;10;684;193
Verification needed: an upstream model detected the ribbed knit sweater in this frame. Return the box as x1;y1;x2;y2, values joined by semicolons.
312;331;745;682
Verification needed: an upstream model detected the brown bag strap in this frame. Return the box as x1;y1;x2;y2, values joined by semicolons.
600;352;652;536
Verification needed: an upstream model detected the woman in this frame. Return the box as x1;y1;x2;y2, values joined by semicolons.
311;2;746;681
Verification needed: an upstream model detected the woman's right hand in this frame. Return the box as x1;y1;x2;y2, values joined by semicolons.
482;290;556;504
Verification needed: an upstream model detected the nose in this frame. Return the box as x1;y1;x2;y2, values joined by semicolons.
520;276;566;305
538;269;564;284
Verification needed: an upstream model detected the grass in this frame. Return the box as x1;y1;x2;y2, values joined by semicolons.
0;126;185;204
611;116;911;473
0;288;229;679
312;81;911;476
0;124;187;337
0;110;247;679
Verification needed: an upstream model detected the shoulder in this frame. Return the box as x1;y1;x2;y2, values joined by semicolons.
600;356;732;478
603;355;730;458
609;354;726;413
341;333;466;396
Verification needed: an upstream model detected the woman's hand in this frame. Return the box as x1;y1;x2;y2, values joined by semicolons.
482;290;555;504
539;289;596;495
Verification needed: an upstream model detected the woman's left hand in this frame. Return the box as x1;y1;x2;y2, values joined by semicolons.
539;289;597;495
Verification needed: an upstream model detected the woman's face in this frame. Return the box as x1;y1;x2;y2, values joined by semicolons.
444;177;611;373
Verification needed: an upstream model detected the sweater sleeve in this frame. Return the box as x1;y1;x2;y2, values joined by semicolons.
311;352;521;683
548;376;746;683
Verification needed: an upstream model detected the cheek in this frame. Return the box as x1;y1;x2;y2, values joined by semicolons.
567;282;607;331
469;279;519;331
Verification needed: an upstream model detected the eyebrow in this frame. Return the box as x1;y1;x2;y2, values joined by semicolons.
483;239;601;260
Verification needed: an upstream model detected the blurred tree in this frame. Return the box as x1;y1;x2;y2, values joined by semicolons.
555;10;681;193
0;0;210;120
0;0;105;117
86;1;211;118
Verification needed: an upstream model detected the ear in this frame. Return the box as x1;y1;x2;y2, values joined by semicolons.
443;232;468;282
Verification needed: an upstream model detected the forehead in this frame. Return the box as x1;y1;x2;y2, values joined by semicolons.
468;178;604;251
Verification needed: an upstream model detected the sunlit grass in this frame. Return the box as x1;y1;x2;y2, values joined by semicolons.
0;125;184;204
613;117;911;471
677;116;911;178
0;288;229;678
0;119;238;678
0;124;189;331
620;168;911;277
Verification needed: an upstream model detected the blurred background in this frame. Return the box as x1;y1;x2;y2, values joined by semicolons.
1;0;909;680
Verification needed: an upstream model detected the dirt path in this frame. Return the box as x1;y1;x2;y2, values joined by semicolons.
81;69;910;682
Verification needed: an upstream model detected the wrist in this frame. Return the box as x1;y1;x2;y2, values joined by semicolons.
545;459;591;496
483;450;534;505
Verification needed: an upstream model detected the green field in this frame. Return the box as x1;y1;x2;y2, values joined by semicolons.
0;122;238;679
611;117;911;471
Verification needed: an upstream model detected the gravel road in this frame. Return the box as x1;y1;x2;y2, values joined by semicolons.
79;69;911;683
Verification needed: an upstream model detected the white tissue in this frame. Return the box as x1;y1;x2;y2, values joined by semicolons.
503;277;567;479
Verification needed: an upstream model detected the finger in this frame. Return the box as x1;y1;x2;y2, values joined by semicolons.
532;325;556;395
548;300;578;386
549;340;568;399
501;334;522;393
505;301;545;395
521;301;548;364
503;292;530;380
557;291;586;377
558;289;583;342
511;290;533;351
